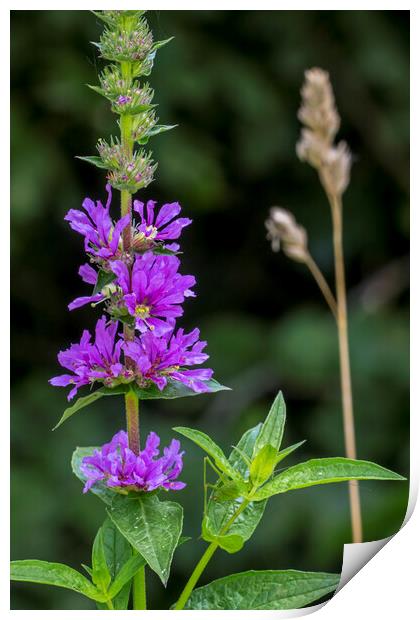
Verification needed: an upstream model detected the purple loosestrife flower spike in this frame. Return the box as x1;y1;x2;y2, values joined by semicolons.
111;252;196;335
133;200;192;248
123;326;213;393
65;184;130;263
80;430;186;493
49;316;126;400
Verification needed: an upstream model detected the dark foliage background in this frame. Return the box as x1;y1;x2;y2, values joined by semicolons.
11;10;409;610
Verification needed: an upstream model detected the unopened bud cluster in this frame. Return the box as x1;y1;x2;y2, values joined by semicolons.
297;68;351;197
82;10;174;192
98;16;154;63
98;139;157;191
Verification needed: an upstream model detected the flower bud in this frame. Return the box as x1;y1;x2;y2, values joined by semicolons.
265;207;308;263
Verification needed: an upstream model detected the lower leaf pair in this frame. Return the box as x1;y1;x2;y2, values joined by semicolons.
10;518;143;610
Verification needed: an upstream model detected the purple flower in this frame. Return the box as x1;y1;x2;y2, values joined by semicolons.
123;326;213;393
65;184;130;262
116;95;132;106
111;252;196;335
133;200;191;248
49;317;126;400
80;430;186;494
68;263;105;311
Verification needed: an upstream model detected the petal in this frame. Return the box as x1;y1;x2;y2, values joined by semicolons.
155;202;182;228
158;218;192;240
78;263;97;285
133;200;145;222
68;293;103;311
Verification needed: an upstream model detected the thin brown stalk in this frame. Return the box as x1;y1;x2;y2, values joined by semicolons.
304;253;338;320
328;191;362;543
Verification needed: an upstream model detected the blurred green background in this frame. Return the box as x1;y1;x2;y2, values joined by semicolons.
11;10;409;610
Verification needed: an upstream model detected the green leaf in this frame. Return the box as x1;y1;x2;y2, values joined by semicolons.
184;570;340;610
71;447;116;505
131;378;230;400
174;427;241;482
136;124;178;146
205;425;266;545
249;444;278;486
253;390;286;457
56;379;229;430
86;83;105;97
148;123;177;137
93;270;117;295
202;518;244;553
10;560;106;602
91;526;111;591
212;480;248;502
108;553;146;599
274;440;306;465
151;37;174;52
249;441;306;487
107;494;183;585
76;155;108;169
52;391;107;430
252;457;406;501
81;564;93;577
95;518;139;610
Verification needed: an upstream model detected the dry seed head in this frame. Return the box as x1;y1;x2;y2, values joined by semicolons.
298;68;340;143
320;141;352;197
265;207;308;263
296;128;329;169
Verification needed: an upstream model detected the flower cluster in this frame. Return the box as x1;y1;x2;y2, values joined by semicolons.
65;184;189;271
51;185;212;400
81;430;185;493
50;316;212;400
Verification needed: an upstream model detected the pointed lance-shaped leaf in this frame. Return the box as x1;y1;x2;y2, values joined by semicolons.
184;569;340;610
252;457;406;502
91;526;111;591
76;155;109;170
150;37;174;52
86;83;106;97
10;560;107;603
107;553;146;600
252;391;286;457
95;518;134;610
173;427;242;482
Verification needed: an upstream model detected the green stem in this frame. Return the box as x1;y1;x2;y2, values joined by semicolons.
120;60;133;250
105;598;114;610
174;500;250;610
133;565;147;610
